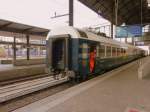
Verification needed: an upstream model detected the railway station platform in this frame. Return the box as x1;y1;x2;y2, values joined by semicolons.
0;64;46;85
13;57;150;112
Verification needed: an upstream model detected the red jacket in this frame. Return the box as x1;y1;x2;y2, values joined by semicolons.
90;51;96;72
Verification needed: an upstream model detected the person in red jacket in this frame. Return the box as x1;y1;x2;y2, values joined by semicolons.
90;49;96;73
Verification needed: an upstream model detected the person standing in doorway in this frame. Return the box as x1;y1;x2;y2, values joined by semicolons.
90;48;96;73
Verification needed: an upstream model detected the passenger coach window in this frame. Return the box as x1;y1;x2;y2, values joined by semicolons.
99;45;105;58
79;43;88;59
106;46;111;57
112;47;116;57
124;49;126;54
117;48;121;56
121;48;124;56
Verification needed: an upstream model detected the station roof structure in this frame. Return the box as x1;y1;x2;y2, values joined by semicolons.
0;19;49;36
79;0;150;25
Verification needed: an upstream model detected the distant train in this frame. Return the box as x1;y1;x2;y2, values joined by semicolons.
46;26;145;80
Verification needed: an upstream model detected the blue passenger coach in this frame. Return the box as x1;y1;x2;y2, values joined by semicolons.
46;26;145;80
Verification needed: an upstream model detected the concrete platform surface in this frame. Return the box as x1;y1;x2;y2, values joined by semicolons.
0;64;13;71
13;58;150;112
0;64;44;71
0;64;46;82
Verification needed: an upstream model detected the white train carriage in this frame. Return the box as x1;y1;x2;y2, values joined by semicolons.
46;26;145;80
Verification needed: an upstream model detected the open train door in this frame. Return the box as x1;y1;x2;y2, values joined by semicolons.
89;45;97;73
46;34;70;75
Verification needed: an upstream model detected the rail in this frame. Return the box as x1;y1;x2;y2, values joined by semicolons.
0;75;69;103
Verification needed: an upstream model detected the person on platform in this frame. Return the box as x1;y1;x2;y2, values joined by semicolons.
90;49;96;73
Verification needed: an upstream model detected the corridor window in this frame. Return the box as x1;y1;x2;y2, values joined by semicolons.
99;45;105;58
112;47;116;57
106;46;111;57
117;48;121;56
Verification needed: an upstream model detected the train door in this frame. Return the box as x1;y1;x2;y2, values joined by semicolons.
89;45;97;73
46;34;70;74
52;39;65;71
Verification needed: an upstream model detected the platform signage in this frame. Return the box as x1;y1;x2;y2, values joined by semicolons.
116;25;142;38
128;25;142;37
116;26;128;38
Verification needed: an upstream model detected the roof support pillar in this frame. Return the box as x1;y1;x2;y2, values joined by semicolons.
111;1;114;39
69;0;74;26
13;36;16;65
26;35;30;60
125;37;127;43
115;0;118;26
132;37;135;46
115;0;118;39
111;22;113;39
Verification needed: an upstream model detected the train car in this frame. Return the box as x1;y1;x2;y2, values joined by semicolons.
46;26;145;80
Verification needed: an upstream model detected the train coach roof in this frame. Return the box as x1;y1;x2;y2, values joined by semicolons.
47;26;140;50
84;30;136;49
47;26;80;40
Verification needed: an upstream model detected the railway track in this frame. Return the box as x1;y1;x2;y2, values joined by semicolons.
0;75;69;103
0;81;73;112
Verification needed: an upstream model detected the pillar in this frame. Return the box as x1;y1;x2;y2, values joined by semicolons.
26;35;30;60
132;37;135;45
111;22;113;39
111;2;114;39
125;37;127;43
69;0;73;26
65;38;69;71
7;44;10;60
13;36;16;65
